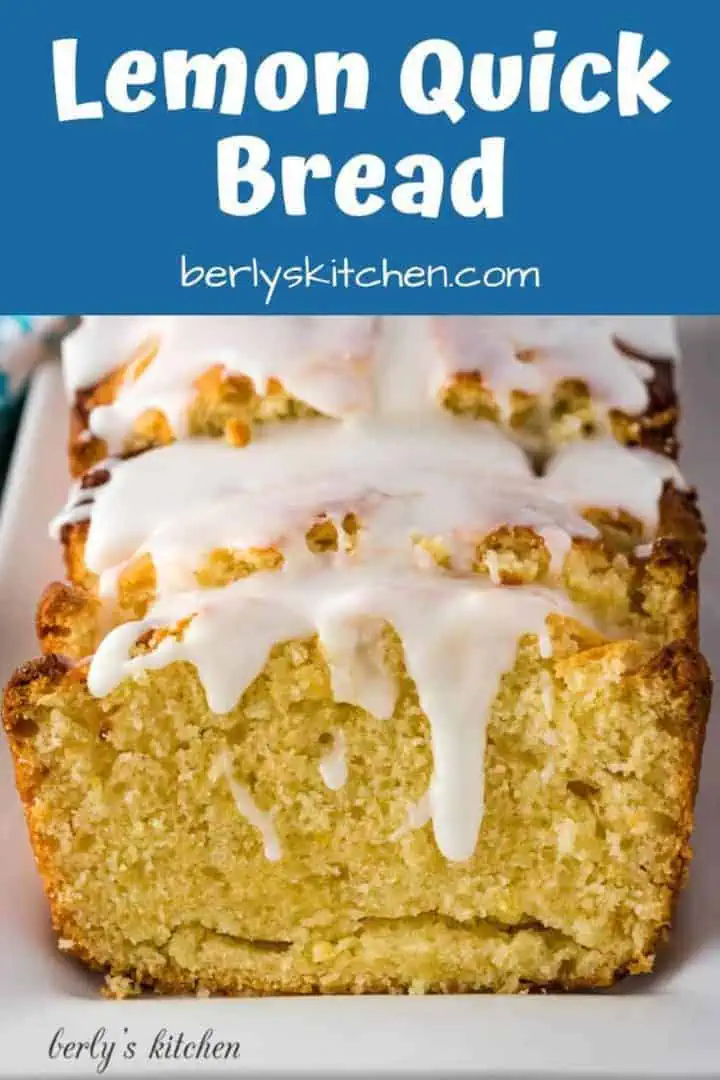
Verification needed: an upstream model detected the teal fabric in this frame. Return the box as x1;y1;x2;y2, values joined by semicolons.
0;317;35;489
0;388;24;489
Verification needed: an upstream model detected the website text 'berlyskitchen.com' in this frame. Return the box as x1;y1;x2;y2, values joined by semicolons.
179;255;541;306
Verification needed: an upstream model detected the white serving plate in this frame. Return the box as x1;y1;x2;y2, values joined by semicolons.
1;343;719;1079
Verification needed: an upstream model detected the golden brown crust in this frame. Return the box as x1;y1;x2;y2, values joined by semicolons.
36;581;101;657
3;654;72;805
658;482;705;557
613;352;678;457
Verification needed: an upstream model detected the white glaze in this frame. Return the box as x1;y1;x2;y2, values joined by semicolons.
484;550;502;585
541;669;554;722
546;437;685;523
210;750;281;861
319;730;348;791
391;792;433;841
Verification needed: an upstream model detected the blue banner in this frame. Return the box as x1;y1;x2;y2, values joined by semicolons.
0;1;716;312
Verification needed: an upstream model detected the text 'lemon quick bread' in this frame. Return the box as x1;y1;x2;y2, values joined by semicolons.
3;315;710;997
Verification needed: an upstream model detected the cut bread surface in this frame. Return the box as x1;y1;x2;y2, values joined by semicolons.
5;628;709;995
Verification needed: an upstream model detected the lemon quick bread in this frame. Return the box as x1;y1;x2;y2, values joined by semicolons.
3;316;710;998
